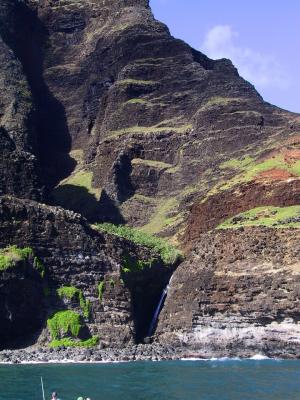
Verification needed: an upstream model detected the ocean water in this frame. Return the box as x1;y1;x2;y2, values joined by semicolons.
0;359;300;400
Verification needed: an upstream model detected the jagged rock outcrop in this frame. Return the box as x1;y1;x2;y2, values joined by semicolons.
156;228;300;358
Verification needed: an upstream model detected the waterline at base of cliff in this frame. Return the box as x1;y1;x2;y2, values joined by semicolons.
0;342;300;365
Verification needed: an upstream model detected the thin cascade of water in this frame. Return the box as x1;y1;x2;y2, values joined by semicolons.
147;275;174;337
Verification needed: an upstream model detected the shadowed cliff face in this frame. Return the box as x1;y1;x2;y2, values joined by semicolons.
0;0;75;189
0;1;43;200
0;258;45;350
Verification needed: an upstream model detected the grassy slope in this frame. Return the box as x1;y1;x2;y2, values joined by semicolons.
217;206;300;229
94;222;182;264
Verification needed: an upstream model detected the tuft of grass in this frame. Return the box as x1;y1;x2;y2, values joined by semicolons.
122;255;154;274
124;98;148;105
0;246;33;271
94;223;182;264
107;124;192;139
97;280;105;302
219;156;254;170
217;206;300;229
116;79;157;86
201;96;242;110
33;256;46;278
131;158;172;169
47;310;83;340
57;286;91;319
49;336;99;348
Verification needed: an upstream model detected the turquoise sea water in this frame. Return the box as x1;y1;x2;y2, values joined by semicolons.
0;359;300;400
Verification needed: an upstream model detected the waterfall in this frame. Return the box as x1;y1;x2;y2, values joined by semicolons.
147;276;173;337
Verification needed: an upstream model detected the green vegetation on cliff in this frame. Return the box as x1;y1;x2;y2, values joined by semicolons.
57;286;91;319
33;256;46;278
47;310;83;340
220;154;300;179
204;153;300;201
0;246;33;271
140;197;180;235
107;124;192;139
54;170;101;199
122;255;153;274
97;280;105;302
94;223;182;264
217;206;300;229
47;310;98;348
116;79;157;86
49;336;99;348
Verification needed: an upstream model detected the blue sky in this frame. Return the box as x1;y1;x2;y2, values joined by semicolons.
150;0;300;113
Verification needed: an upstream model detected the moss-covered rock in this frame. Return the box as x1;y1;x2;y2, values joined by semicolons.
57;286;91;319
47;310;84;340
0;245;33;271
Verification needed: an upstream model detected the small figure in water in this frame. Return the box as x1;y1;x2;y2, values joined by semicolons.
51;393;60;400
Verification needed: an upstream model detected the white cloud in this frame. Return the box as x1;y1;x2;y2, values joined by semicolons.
201;25;290;89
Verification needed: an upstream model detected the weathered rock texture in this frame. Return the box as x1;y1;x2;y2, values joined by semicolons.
0;1;43;200
0;0;299;358
0;0;296;235
0;256;45;349
0;196;173;348
156;228;300;358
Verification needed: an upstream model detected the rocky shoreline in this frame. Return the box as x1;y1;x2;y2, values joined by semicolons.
1;343;299;364
0;344;183;364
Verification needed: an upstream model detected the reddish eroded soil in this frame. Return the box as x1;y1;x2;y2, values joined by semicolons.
184;179;300;247
255;168;295;182
283;148;300;162
255;145;300;182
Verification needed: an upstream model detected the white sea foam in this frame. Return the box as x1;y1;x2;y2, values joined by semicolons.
249;354;270;360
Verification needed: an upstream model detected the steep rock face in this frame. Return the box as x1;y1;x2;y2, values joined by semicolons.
16;0;297;236
156;228;300;358
0;0;43;200
0;0;299;357
0;196;173;348
0;257;45;349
